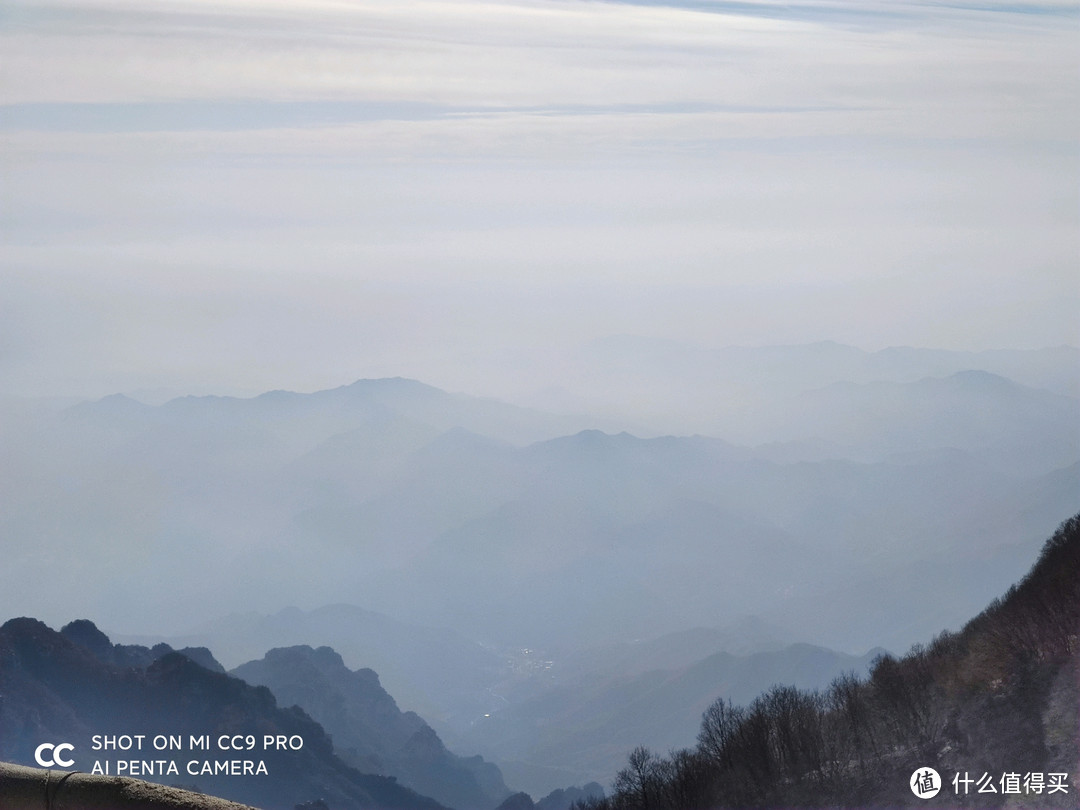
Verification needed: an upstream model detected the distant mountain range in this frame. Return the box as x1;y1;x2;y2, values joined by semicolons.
2;355;1075;657
2;343;1076;799
529;339;1079;449
786;369;1080;475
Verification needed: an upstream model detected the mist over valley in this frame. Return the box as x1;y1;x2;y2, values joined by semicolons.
3;0;1077;804
2;342;1076;797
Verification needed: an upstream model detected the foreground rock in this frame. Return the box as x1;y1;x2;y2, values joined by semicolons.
0;761;259;810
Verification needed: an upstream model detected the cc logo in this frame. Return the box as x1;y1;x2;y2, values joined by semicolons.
35;742;75;768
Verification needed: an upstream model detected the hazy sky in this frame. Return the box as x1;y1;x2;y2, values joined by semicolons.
2;0;1077;402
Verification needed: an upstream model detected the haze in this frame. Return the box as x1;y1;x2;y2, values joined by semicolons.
3;5;1079;796
2;0;1077;406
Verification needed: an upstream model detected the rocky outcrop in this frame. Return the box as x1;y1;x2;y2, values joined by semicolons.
0;619;447;810
232;646;511;810
60;619;225;673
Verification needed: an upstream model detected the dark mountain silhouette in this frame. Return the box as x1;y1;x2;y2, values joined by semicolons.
536;784;606;810
577;514;1080;809
231;645;511;810
0;619;448;810
138;603;506;728
61;618;225;672
491;784;605;810
497;792;539;810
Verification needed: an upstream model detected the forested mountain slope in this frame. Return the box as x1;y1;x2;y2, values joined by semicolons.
578;514;1080;809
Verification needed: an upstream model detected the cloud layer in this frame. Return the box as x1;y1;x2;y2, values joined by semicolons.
2;0;1077;401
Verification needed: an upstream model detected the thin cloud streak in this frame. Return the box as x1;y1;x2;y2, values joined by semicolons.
0;0;1076;400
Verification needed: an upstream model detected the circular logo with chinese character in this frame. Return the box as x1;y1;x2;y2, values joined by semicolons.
911;767;942;799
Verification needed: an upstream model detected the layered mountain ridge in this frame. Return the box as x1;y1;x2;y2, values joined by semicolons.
0;618;446;810
6;368;1069;653
578;514;1080;808
231;645;511;810
2;344;1076;801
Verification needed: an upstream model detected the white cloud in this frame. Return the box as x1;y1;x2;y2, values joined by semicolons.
1;0;1076;397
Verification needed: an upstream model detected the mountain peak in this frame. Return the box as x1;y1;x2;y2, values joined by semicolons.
65;392;153;418
263;643;349;672
60;619;113;658
943;368;1019;389
337;377;444;396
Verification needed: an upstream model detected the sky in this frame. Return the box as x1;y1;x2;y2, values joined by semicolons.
2;0;1077;403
